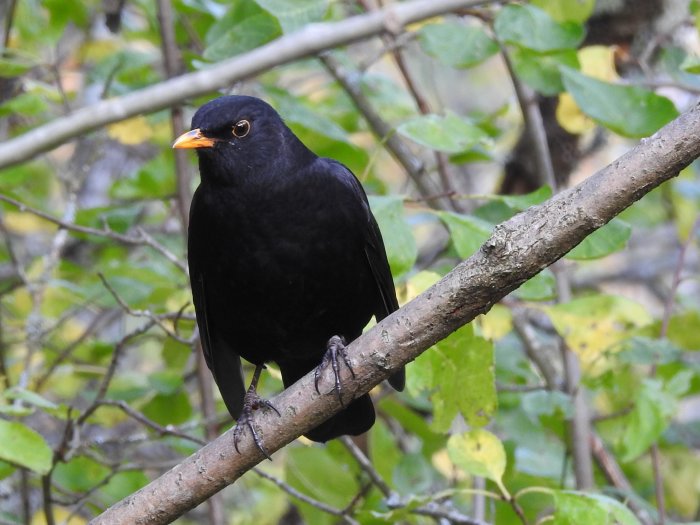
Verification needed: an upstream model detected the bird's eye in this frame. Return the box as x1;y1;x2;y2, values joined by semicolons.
232;120;251;138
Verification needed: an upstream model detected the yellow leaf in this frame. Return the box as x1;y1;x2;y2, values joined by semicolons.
2;212;58;234
447;429;508;495
478;304;512;341
108;116;153;145
557;92;595;134
432;448;468;480
557;45;619;134
403;270;441;303
32;507;86;525
80;40;122;61
579;45;619;82
664;449;700;518
546;295;652;371
671;167;699;241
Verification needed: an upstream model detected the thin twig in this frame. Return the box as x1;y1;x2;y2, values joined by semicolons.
339;436;392;497
0;193;187;273
76;323;155;427
253;467;359;524
1;0;17;49
651;214;699;525
590;433;654;525
0;0;488;169
42;472;56;525
413;502;490;525
35;309;119;390
156;0;192;230
510;305;561;390
500;36;594;489
319;52;443;206
365;0;459;210
97;400;206;445
98;273;193;344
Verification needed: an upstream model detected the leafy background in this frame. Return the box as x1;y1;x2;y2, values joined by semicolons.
0;0;699;524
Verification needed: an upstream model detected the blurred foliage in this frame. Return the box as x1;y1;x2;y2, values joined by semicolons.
0;0;699;524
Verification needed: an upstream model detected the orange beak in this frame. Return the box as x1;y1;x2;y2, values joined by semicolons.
172;129;217;149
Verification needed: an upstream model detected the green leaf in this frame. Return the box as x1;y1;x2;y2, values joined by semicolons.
513;268;556;301
408;324;496;431
394;453;441;496
553;491;641;525
141;391;192;425
3;387;58;411
530;0;595;22
360;73;418;122
367;494;430;522
665;369;694;398
273;94;348;142
566;219;631;260
162;338;192;371
148;370;184;395
75;205;142;235
53;456;110;493
0;55;35;77
110;153;176;200
379;398;444;458
497;185;553;211
286;446;358;524
447;429;507;492
438;212;493;259
0;461;15;480
0;91;49;118
98;470;149;506
368;195;417;278
680;53;700;74
560;66;679;137
419;22;498;68
510;47;580;95
618;337;683;365
254;0;328;33
620;379;676;462
521;390;573;423
667;310;700;350
397;112;489;153
495;4;584;52
204;1;281;61
369;419;402;484
0;420;52;474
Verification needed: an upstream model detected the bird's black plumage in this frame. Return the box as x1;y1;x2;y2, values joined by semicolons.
176;95;404;443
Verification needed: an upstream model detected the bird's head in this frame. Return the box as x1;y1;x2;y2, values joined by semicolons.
173;95;313;184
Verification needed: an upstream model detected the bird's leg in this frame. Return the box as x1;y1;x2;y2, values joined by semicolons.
314;335;355;406
233;364;281;460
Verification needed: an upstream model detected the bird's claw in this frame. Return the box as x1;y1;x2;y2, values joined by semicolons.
233;390;280;461
314;335;354;406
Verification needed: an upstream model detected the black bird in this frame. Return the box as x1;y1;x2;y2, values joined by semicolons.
173;95;404;453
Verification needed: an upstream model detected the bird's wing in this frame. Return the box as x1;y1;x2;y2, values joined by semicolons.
364;212;405;391
331;161;405;391
191;271;246;418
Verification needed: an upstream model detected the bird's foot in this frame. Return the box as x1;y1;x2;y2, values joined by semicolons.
233;366;281;460
314;335;355;406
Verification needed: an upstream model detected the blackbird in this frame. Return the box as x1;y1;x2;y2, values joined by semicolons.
173;96;404;454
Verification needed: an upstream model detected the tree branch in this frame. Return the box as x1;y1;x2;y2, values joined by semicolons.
0;0;485;169
87;98;700;524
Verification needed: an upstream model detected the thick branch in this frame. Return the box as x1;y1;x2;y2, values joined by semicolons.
88;100;700;524
0;0;483;169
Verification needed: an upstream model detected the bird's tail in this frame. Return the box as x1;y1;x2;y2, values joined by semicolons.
278;359;376;443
